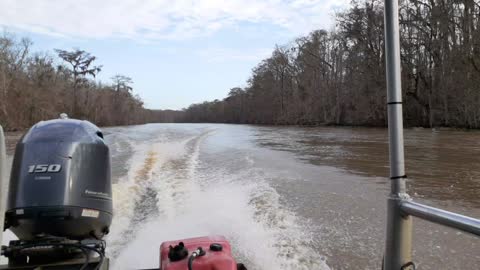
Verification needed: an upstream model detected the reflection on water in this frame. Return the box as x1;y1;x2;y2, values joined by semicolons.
253;126;480;269
255;126;480;208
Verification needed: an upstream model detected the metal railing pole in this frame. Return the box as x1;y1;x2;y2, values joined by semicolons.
383;0;413;269
0;125;6;246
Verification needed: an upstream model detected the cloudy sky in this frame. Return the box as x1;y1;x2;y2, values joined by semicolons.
0;0;347;109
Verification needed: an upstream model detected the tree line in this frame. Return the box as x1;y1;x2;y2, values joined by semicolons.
0;33;179;131
2;0;479;130
181;0;480;128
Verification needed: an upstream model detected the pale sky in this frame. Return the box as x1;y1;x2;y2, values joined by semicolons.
0;0;347;110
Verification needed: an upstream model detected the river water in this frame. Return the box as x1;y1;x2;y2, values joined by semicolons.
2;124;480;269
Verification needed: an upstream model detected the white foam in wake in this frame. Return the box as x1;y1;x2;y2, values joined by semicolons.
108;130;329;270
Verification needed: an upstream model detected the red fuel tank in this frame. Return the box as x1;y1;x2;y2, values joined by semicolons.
160;236;238;270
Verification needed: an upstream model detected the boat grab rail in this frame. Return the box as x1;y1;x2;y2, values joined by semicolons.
400;200;480;237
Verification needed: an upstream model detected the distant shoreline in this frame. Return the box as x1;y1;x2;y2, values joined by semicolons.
4;122;478;156
5;122;479;133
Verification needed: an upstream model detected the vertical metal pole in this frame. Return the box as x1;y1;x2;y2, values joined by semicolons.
0;125;6;246
383;0;413;269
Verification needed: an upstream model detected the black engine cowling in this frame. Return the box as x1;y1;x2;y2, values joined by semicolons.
4;119;112;240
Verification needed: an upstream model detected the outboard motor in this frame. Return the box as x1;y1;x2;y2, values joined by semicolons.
4;119;112;241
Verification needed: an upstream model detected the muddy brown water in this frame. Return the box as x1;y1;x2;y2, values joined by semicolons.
3;124;479;269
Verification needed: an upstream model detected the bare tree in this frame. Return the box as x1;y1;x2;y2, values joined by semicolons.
55;49;102;116
3;0;480;130
181;0;480;128
0;36;176;130
111;74;133;92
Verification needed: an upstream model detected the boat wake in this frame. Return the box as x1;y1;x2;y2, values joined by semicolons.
106;126;329;270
